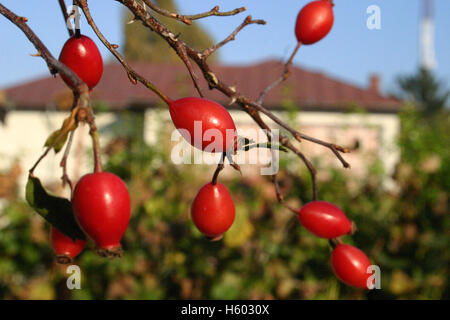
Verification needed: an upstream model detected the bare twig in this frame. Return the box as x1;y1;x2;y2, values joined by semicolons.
107;0;351;202
60;130;75;192
258;42;301;104
58;0;74;36
240;97;351;168
225;152;241;175
88;119;102;173
141;0;192;25
142;1;246;25
117;0;350;175
0;3;95;175
283;140;318;200
0;4;86;92
177;45;203;97
244;108;318;204
75;0;172;104
202;15;266;58
211;153;226;185
0;3;106;177
184;6;246;21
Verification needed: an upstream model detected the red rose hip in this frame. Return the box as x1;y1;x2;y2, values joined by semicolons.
331;244;372;288
191;182;235;238
51;227;86;264
169;97;237;153
59;34;103;90
295;0;334;45
297;201;352;238
72;172;130;257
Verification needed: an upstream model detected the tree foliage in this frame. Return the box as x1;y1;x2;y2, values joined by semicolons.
0;101;448;299
123;0;218;63
398;67;449;116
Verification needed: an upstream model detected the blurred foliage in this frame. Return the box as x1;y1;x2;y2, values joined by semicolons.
0;104;448;300
0;66;449;299
123;0;218;63
398;67;449;117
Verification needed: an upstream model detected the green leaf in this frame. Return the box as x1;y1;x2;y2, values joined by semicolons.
44;129;69;154
25;176;86;241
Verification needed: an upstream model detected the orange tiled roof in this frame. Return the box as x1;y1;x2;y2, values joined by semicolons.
2;60;401;112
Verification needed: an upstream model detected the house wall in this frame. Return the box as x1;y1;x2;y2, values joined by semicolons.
293;112;400;180
0;108;400;202
0;111;116;200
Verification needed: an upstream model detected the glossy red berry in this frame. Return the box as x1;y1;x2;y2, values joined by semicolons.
58;35;103;90
191;182;235;238
72;172;130;256
51;227;86;264
295;0;334;45
297;201;352;238
331;244;372;288
169;97;237;153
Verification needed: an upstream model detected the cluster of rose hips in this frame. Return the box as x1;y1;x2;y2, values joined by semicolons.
297;201;373;289
169;96;238;241
174;0;338;241
50;0;374;289
51;33;131;263
52;30;238;260
295;1;373;289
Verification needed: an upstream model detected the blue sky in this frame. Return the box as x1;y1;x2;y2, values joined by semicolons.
1;0;449;95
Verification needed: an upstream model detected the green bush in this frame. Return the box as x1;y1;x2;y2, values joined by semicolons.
0;107;448;299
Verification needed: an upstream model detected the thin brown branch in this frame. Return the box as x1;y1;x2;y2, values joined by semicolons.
116;0;351;201
58;0;74;36
142;1;247;25
184;5;246;21
211;153;226;185
0;3;87;94
29;148;53;175
141;0;192;25
244;108;318;203
201;15;266;58
225;152;241;175
240;98;351;168
258;42;301;104
0;3;96;175
75;0;172;104
143;1;246;25
177;45;203;97
117;0;350;168
283;140;318;200
60;130;75;192
89;120;103;173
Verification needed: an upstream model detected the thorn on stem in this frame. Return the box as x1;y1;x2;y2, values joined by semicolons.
127;73;137;85
228;96;237;106
231;163;241;175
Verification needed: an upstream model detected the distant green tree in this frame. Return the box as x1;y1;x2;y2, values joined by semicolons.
398;67;449;117
123;0;218;63
1;109;448;299
397;68;450;163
